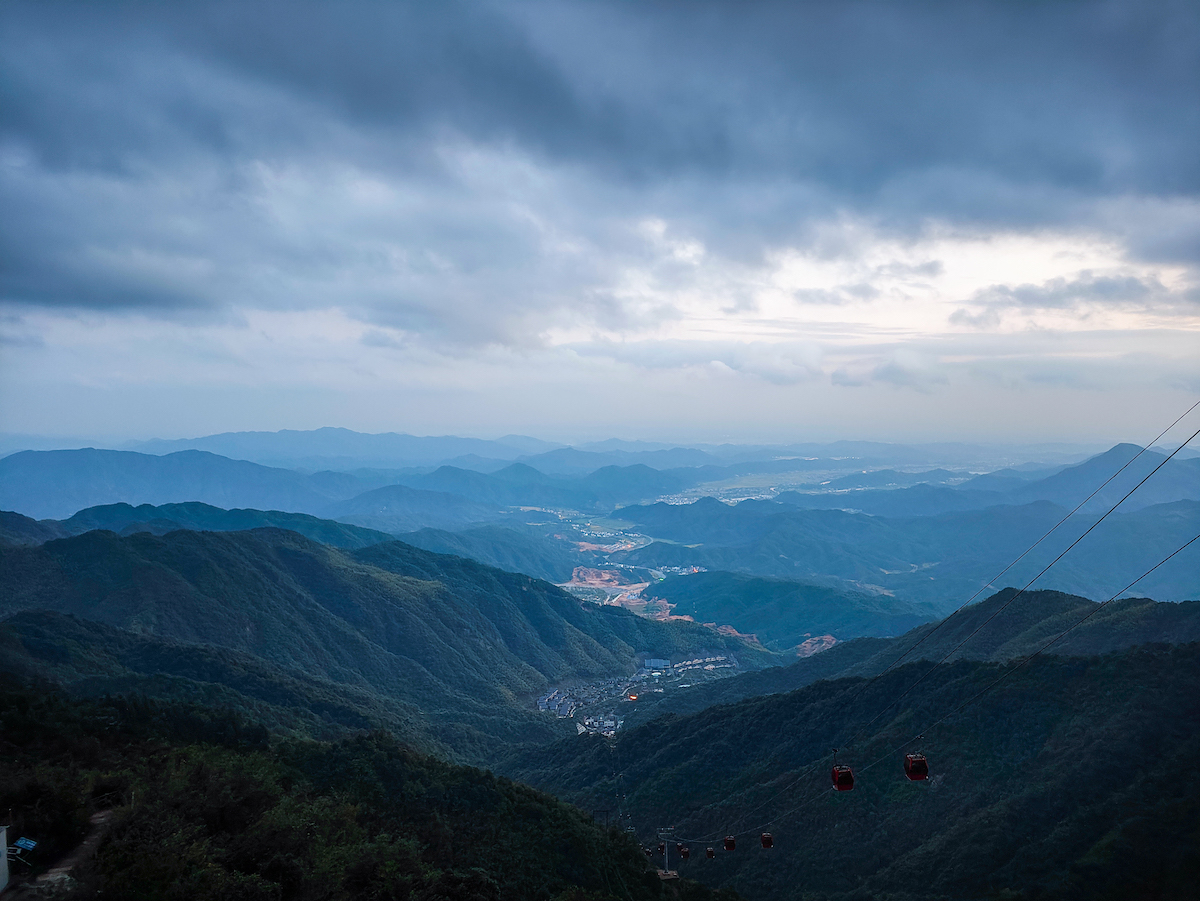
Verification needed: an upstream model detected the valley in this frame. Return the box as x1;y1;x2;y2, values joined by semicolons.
5;7;1197;898
2;428;1199;900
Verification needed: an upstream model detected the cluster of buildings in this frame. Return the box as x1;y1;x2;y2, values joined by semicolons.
672;655;735;673
654;565;708;576
537;677;632;722
536;654;742;734
575;713;622;737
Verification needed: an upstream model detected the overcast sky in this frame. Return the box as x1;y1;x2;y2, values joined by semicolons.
2;0;1198;445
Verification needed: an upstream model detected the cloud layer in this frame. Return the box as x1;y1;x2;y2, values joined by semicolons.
1;0;1198;442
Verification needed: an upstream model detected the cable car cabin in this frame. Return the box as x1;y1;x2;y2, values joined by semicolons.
706;847;715;859
644;848;653;857
904;753;929;781
761;833;773;849
831;764;855;791
658;842;665;855
677;843;690;860
723;836;736;851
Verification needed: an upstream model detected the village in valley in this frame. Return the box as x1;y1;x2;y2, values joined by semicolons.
536;653;741;736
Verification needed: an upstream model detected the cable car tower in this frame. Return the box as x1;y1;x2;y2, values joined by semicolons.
656;826;679;880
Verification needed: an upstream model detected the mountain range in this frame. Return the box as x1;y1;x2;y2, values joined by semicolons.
503;640;1200;901
0;502;395;549
612;497;1200;606
618;587;1200;728
0;526;776;762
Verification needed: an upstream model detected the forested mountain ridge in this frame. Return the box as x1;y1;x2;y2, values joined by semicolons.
0;527;776;761
0;502;395;549
396;524;593;583
619;588;1200;727
503;642;1200;901
0;676;738;901
0;610;448;750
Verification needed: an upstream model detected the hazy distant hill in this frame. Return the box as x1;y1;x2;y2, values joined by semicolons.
126;426;562;469
0;448;525;531
379;462;693;512
322;482;511;532
396;524;593;583
504;642;1200;901
778;444;1200;515
647;571;940;651
0;528;776;760
0;502;395;549
1007;442;1200;510
0;448;355;519
389;463;585;508
777;483;1009;516
517;445;722;475
612;497;1200;606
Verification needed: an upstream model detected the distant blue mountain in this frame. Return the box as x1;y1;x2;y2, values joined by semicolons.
777;445;1200;515
0;448;349;520
124;427;564;469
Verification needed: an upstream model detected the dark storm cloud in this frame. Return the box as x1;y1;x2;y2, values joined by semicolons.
1;0;1198;327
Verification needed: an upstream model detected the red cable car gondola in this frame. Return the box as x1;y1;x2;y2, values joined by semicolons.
644;848;652;857
761;833;773;849
706;847;715;859
679;844;690;860
831;764;854;791
904;753;929;781
657;842;665;856
723;835;736;851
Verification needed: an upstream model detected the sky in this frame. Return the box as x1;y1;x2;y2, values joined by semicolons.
2;0;1198;446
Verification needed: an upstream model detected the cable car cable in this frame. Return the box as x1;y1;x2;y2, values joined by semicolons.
625;404;1200;852
714;531;1200;844
840;425;1199;751
853;529;1200;778
829;397;1200;746
681;428;1200;846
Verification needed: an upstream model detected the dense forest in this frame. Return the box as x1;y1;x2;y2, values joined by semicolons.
0;527;776;763
619;588;1200;728
503;643;1200;900
0;675;738;901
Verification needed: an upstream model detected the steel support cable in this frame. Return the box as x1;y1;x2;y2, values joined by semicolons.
854;529;1200;778
632;402;1200;850
840;425;1200;751
830;397;1200;745
730;530;1200;841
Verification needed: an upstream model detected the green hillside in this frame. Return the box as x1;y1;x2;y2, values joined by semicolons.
0;528;776;761
0;611;447;751
396;524;593;583
503;643;1200;901
0;676;737;901
646;571;938;650
620;589;1200;727
0;502;395;548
